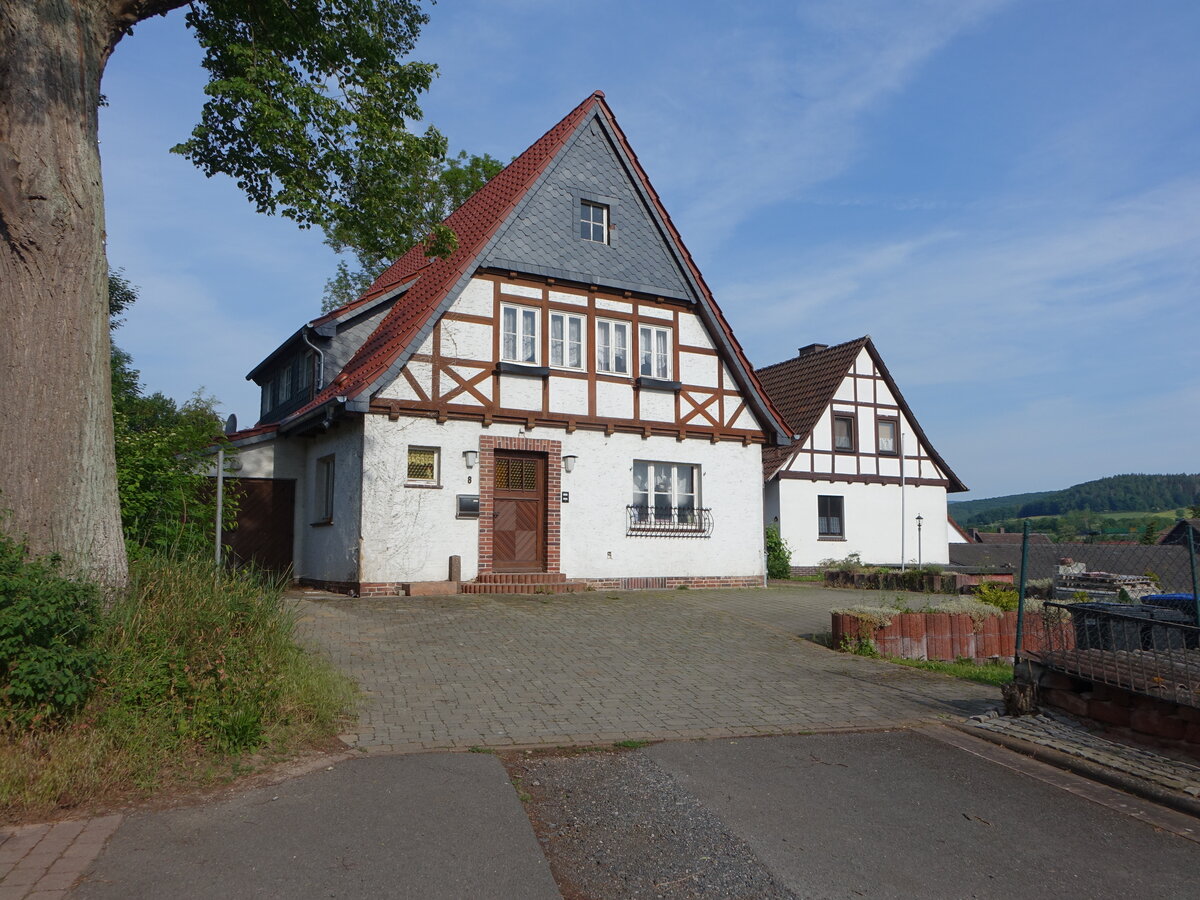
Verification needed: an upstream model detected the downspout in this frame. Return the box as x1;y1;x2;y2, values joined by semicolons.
301;326;326;389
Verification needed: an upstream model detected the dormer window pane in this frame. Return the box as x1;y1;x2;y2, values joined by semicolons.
580;200;608;243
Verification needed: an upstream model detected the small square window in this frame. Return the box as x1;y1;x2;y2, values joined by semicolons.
834;415;855;452
580;200;608;243
818;495;844;537
407;447;440;485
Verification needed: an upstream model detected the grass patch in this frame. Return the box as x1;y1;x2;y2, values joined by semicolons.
885;656;1014;687
0;552;353;822
612;739;649;750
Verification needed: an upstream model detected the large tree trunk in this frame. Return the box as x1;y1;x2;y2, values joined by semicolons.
0;1;126;584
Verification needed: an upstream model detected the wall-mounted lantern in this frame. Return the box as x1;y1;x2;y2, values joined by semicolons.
463;450;478;469
562;454;578;474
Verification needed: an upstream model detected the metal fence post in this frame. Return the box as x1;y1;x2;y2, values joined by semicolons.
1188;524;1199;627
1014;520;1031;662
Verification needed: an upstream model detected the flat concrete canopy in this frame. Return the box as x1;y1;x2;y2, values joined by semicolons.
295;585;997;752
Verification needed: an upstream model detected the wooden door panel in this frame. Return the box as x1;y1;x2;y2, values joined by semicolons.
493;451;546;573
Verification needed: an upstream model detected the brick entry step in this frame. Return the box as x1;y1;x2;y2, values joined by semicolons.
461;572;589;594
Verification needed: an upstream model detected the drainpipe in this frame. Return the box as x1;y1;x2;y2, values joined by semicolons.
301;326;326;389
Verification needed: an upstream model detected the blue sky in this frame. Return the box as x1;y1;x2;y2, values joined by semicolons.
99;0;1200;499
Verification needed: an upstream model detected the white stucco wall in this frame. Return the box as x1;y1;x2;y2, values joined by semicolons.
297;421;364;583
358;416;766;583
772;479;950;568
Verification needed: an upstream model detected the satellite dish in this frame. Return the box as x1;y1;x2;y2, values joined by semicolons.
223;413;238;435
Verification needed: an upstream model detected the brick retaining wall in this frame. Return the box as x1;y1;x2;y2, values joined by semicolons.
832;609;1073;663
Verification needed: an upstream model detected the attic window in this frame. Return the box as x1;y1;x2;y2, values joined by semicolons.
580;200;608;243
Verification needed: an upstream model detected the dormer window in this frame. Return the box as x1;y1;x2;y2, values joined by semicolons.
580;200;608;243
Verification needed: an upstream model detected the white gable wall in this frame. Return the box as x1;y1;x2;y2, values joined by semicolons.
770;347;954;568
775;479;949;568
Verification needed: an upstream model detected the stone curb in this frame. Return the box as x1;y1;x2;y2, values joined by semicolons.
952;721;1200;820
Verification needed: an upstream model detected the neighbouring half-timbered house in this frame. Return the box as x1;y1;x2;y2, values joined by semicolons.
224;92;790;594
757;338;967;570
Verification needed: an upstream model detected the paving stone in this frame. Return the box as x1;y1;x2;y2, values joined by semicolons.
294;586;995;752
971;712;1200;799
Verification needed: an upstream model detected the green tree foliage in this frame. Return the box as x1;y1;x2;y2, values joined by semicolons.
108;274;230;555
951;474;1200;528
176;1;443;249
1140;520;1160;545
321;150;505;311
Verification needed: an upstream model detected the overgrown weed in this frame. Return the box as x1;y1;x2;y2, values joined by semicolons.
0;552;353;822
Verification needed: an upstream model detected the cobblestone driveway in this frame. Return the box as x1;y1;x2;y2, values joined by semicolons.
295;585;997;753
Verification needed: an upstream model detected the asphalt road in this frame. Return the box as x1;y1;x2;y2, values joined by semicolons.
74;731;1200;899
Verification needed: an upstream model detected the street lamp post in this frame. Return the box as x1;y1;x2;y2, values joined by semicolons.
916;514;924;568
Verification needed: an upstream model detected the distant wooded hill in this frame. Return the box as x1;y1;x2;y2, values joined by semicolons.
949;474;1200;527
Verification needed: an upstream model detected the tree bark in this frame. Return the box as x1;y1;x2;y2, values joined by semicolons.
0;1;126;583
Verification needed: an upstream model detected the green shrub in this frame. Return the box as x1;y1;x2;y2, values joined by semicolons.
0;532;102;728
0;551;353;819
765;524;792;579
820;552;864;574
974;581;1019;611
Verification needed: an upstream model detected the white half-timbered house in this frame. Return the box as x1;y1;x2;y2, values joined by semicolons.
757;338;967;570
224;92;790;594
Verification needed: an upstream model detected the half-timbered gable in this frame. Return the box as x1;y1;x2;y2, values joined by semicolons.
228;92;788;594
758;338;966;569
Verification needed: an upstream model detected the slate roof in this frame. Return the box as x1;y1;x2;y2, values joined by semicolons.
948;542;1197;594
1159;519;1200;546
755;336;967;492
972;530;1053;545
258;91;788;442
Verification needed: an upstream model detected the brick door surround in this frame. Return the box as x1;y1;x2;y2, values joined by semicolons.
477;435;562;575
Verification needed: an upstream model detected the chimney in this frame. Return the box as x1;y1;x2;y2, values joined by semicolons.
797;343;828;357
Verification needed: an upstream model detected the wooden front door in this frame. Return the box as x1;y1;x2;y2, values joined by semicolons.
492;451;546;573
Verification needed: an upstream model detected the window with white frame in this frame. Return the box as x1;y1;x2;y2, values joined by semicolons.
596;319;629;374
314;454;335;524
501;304;539;365
549;311;584;369
580;199;608;243
877;417;898;455
406;446;440;485
632;461;699;526
639;324;671;380
818;495;844;537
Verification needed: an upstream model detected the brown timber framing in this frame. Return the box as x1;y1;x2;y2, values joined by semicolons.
777;471;950;489
366;398;765;443
367;270;768;444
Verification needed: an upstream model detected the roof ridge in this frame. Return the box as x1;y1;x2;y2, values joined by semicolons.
755;335;869;373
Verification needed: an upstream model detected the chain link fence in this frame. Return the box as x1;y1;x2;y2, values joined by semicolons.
1016;521;1200;709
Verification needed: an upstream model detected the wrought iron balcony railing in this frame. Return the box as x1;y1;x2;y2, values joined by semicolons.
626;505;713;537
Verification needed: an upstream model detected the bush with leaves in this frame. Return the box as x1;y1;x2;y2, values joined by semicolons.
0;532;102;728
111;348;234;556
765;524;792;579
974;581;1020;611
